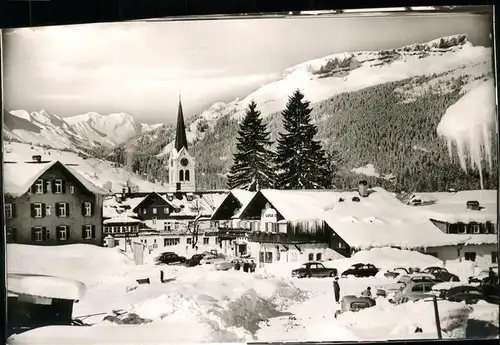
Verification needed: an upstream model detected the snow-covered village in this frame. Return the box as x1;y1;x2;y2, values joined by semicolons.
3;7;499;344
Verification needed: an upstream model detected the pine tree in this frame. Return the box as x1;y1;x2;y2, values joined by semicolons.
275;89;331;189
227;100;275;191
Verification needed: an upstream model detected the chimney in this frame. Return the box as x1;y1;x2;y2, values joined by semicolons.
32;155;42;163
466;200;480;211
358;180;368;197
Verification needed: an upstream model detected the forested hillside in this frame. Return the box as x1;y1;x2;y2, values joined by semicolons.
106;71;497;192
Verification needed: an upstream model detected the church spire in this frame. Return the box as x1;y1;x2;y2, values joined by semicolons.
174;94;188;152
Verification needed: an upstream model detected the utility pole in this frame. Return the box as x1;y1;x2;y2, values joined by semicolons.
432;295;443;339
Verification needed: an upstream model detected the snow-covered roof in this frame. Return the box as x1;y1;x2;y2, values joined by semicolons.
103;215;142;224
414;190;497;223
321;188;497;250
249;189;363;221
231;190;258;218
3;160;108;197
7;273;86;301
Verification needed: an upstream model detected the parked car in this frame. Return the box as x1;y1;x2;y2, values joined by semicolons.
384;267;410;279
186;254;206;267
215;258;245;271
444;285;491;304
199;254;226;265
468;266;498;284
334;295;376;318
376;273;441;298
422;266;460;282
392;281;436;304
155;252;186;265
341;263;379;278
292;262;338;278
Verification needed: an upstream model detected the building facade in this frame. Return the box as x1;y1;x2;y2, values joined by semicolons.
4;160;106;246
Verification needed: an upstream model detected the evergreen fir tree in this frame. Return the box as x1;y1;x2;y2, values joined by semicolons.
227;100;275;191
275;89;331;189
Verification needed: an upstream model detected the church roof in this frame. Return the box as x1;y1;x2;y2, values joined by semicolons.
174;96;189;152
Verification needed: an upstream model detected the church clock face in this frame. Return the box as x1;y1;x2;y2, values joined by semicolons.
180;158;189;167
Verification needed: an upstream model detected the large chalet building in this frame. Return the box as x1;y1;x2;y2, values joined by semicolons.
4;157;107;246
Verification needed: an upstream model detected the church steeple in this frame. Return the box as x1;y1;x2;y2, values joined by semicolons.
174;94;188;152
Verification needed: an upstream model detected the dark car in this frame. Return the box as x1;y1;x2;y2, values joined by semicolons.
155;252;186;265
186;254;206;267
291;262;337;278
479;278;499;304
422;267;460;282
334;295;376;318
341;263;379;278
444;285;490;304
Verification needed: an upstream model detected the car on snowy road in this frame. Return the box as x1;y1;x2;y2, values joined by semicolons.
199;253;226;265
383;267;410;279
155;252;187;265
291;262;338;278
392;281;436;304
422;266;460;282
468;266;498;284
379;274;442;300
443;285;491;304
334;295;376;318
186;254;206;267
341;263;379;278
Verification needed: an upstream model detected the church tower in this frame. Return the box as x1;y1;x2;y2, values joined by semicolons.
168;95;196;193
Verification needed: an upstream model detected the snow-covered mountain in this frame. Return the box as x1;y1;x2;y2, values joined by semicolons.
155;34;491;156
3;109;162;150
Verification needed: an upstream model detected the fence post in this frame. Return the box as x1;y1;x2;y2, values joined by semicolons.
432;295;442;339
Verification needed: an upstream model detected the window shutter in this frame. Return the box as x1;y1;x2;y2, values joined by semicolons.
43;180;48;194
90;203;94;216
30;204;35;218
56;226;60;241
42;203;46;217
81;202;85;216
66;226;70;240
92;225;96;239
55;203;60;217
31;227;36;241
42;227;47;240
12;204;16;218
62;180;66;194
52;180;56;193
66;203;70;216
81;225;86;239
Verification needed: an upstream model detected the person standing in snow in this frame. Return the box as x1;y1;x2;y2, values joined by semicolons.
361;286;372;297
160;270;164;283
235;261;241;271
333;277;341;303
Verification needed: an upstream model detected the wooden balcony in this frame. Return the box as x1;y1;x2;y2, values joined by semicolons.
216;227;250;240
248;231;327;244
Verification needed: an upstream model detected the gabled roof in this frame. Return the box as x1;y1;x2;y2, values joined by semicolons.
4;160;107;197
132;192;173;212
211;189;256;220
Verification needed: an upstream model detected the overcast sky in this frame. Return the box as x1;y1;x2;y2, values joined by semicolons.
3;12;492;124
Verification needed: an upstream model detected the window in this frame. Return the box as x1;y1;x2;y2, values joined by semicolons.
308;253;314;261
203;237;209;245
187;238;192;245
83;202;92;216
34;227;43;241
179;170;184;182
46;205;51;216
412;284;424;292
57;203;67;217
464;252;476;262
152;217;157;225
34;203;43;218
5;204;12;219
164;238;180;246
54;179;63;194
265;252;273;263
165;223;171;231
457;223;466;234
143;209;147;214
83;225;93;239
492;252;498;264
46;180;52;193
69;186;75;194
185;170;190;182
470;223;480;234
103;227;109;234
291;252;298;262
164;208;169;214
35;179;44;194
58;226;68;240
316;253;322;261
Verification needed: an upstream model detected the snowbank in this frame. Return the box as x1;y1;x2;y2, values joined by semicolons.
338;299;472;339
324;248;442;273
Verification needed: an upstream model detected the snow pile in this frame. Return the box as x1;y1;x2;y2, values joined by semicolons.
444;260;479;282
324;248;442;273
7;244;134;288
8;274;86;301
437;78;496;189
469;301;499;329
338;299;472;339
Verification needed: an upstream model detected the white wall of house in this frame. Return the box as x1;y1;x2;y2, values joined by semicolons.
423;244;498;268
248;241;344;265
115;233;219;258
